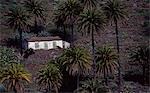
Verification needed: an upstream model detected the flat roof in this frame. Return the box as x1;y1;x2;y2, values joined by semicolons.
27;36;62;42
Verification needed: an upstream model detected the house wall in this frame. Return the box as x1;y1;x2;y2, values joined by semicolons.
63;41;70;48
28;40;70;50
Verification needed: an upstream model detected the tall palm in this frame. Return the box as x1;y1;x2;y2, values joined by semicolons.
36;61;62;93
102;0;127;89
53;10;67;42
95;46;118;85
4;6;30;55
78;9;106;77
23;0;46;36
58;0;82;46
53;10;66;29
79;0;97;9
0;63;31;93
59;47;92;88
130;46;150;85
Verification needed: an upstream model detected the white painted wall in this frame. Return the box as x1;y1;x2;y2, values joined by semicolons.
64;41;70;48
28;40;70;50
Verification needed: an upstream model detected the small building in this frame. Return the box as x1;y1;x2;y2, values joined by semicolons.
27;36;70;50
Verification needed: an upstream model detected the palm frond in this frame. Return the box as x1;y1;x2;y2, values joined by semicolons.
4;6;31;31
23;0;46;22
102;0;127;22
57;0;82;25
59;47;92;76
95;46;118;76
79;0;97;9
0;63;31;92
36;62;62;92
78;9;106;36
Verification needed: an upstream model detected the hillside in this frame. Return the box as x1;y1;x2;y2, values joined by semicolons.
0;0;149;93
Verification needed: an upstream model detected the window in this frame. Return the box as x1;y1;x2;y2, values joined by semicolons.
44;42;48;49
53;41;57;48
35;42;39;49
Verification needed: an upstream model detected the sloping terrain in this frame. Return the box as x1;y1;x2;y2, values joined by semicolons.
0;0;149;92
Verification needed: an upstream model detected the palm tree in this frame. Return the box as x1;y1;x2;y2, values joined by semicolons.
36;60;62;93
53;10;67;43
0;63;31;93
58;0;82;46
78;9;106;77
79;0;97;9
74;78;109;93
53;10;66;29
59;47;92;88
4;6;30;55
102;0;127;89
23;0;46;36
95;46;118;85
130;46;150;85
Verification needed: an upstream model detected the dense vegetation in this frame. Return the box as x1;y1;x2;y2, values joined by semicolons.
0;0;149;93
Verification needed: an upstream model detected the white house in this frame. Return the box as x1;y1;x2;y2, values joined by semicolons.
27;36;70;50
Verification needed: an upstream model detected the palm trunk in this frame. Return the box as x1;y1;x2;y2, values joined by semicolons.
92;91;94;93
77;73;80;90
91;28;96;78
13;86;17;93
143;65;146;85
55;85;58;93
13;80;17;93
48;80;51;93
35;17;38;36
19;27;23;56
70;15;74;47
147;60;150;86
47;69;51;93
71;24;74;47
114;19;122;92
104;69;108;85
63;25;66;48
63;25;66;40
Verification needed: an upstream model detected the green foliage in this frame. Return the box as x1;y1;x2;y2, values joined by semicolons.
130;46;149;66
79;0;97;9
57;0;82;24
122;82;140;93
78;9;106;78
23;0;46;22
78;9;106;35
102;0;127;88
54;0;83;45
102;0;127;21
129;46;150;85
23;0;47;36
36;60;63;93
58;47;92;76
3;4;32;55
4;5;31;31
0;46;18;67
74;78;110;93
53;9;67;28
0;63;31;93
95;46;118;76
